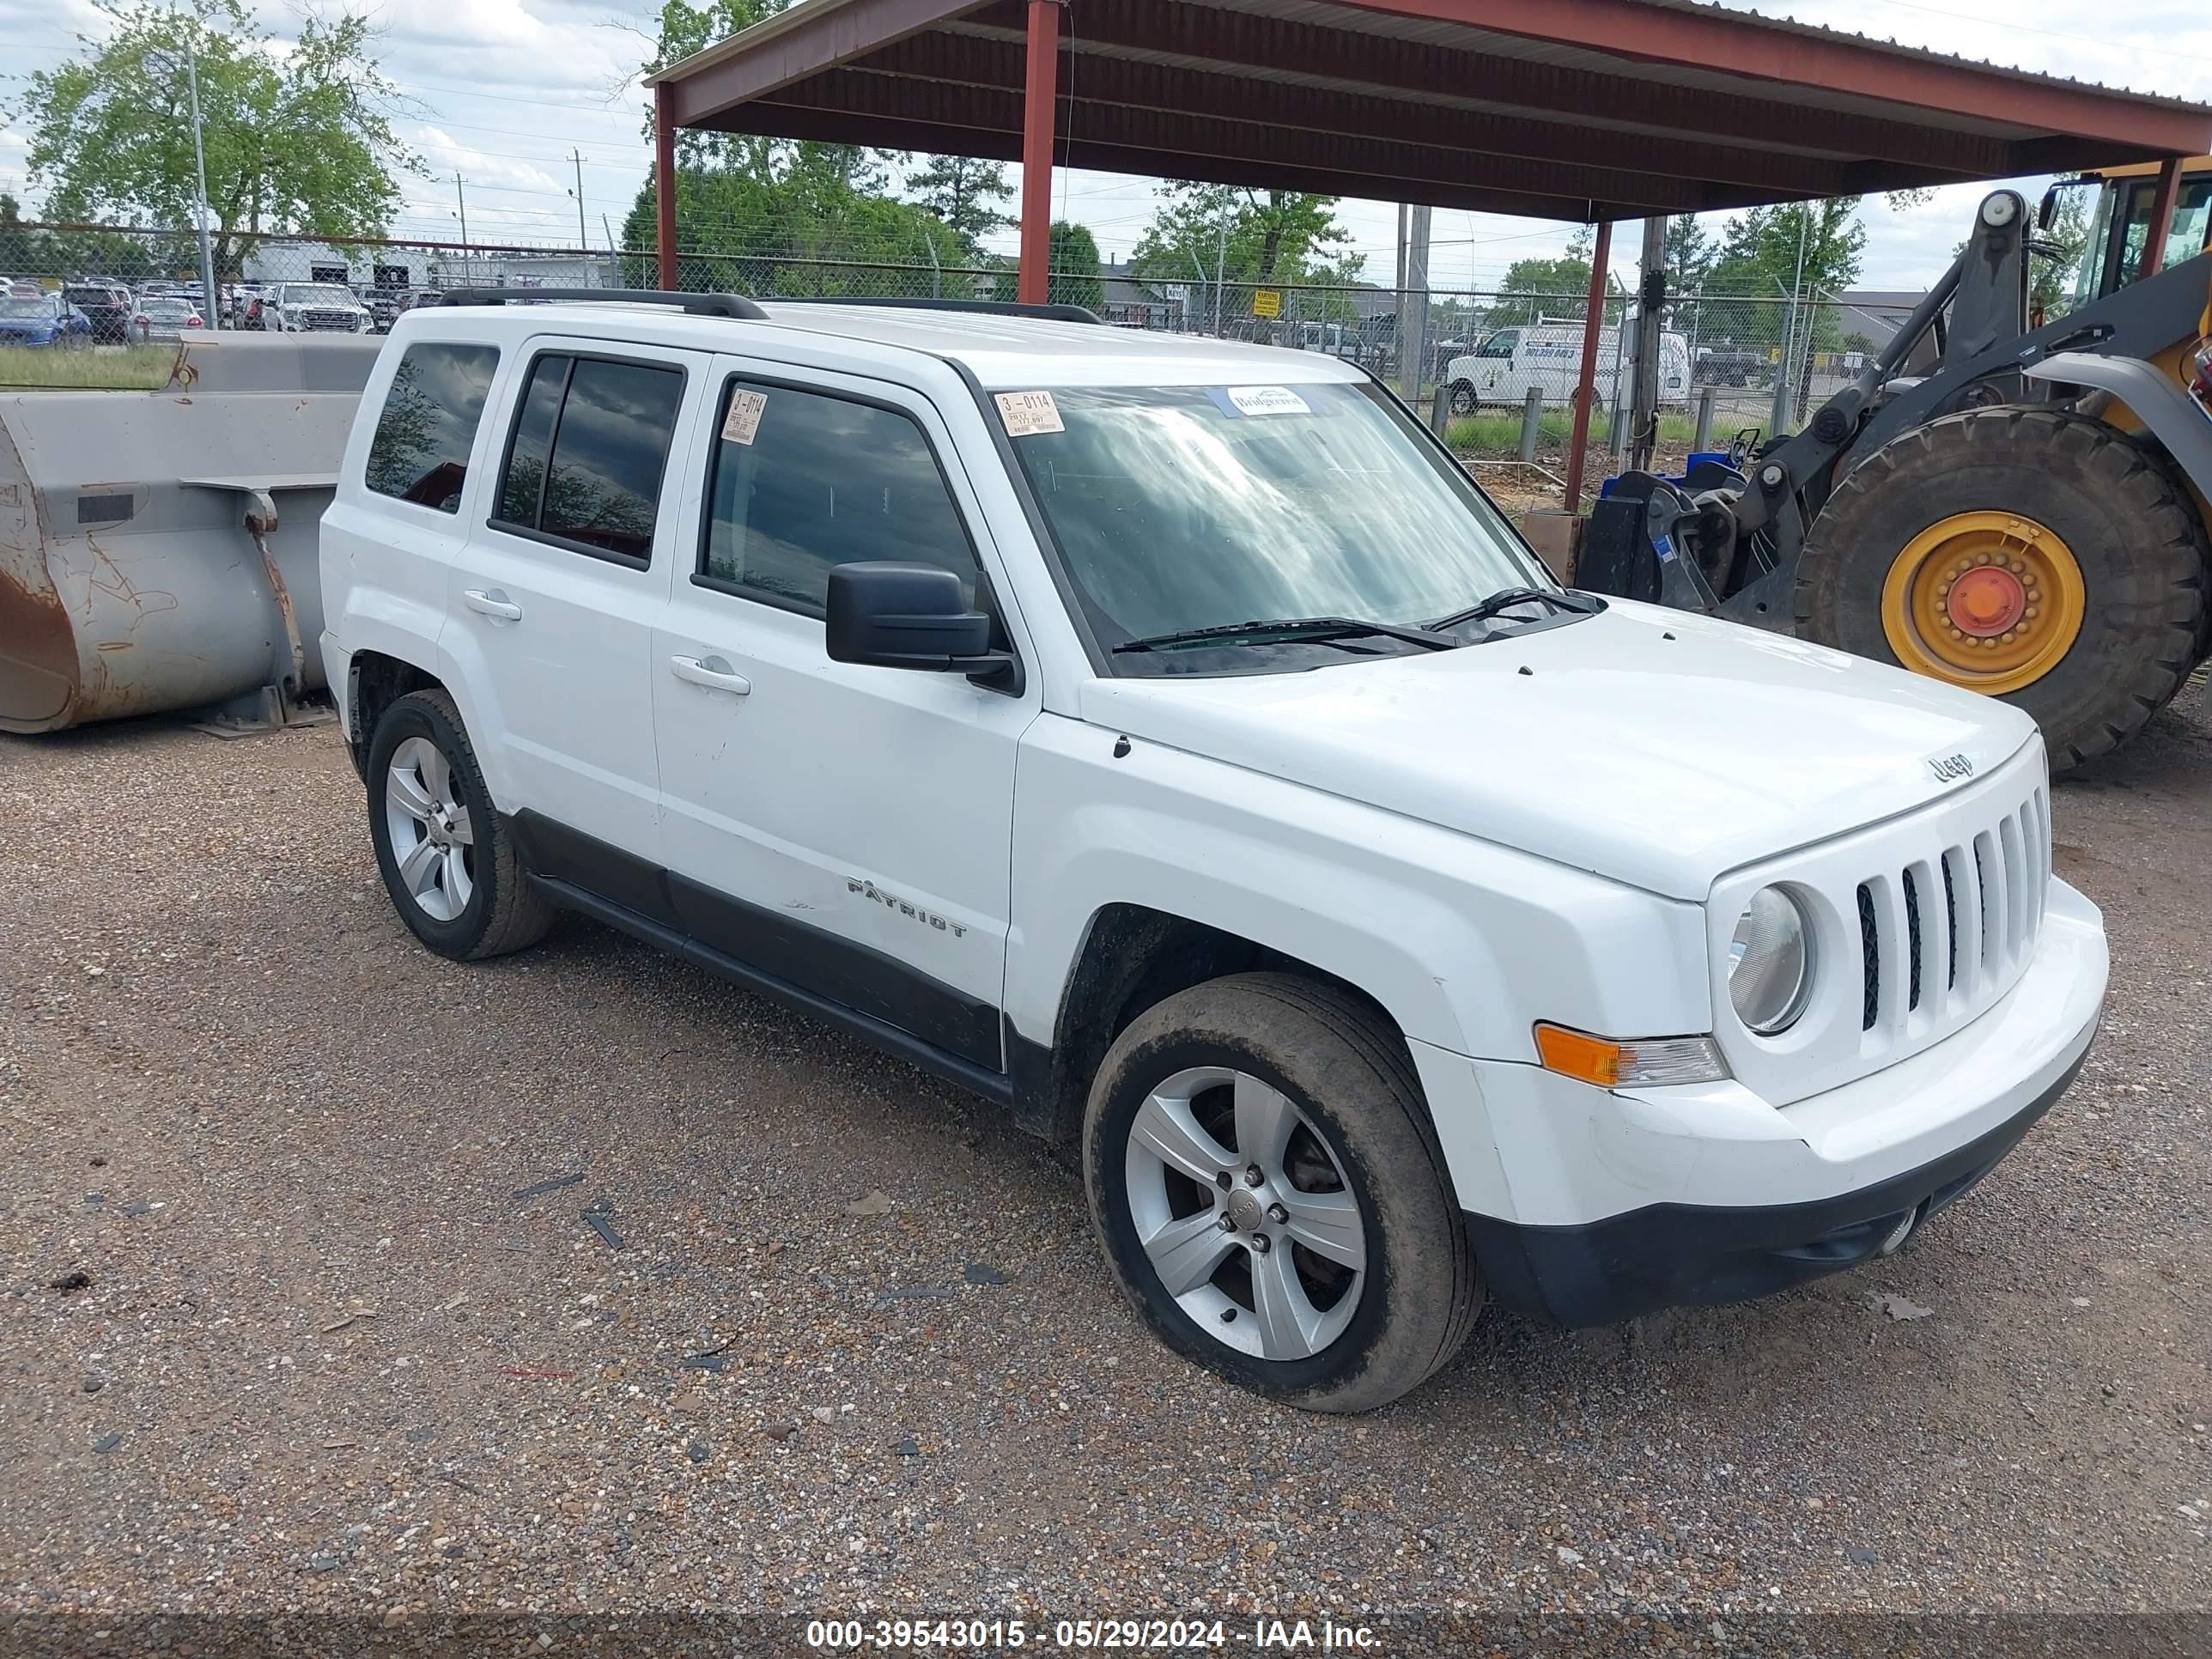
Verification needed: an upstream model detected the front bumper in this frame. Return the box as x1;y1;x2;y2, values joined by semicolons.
1412;877;2106;1327
1462;1041;2086;1326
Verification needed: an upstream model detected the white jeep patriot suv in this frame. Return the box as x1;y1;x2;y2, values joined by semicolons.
320;290;2107;1412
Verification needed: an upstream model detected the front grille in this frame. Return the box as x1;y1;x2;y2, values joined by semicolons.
302;310;356;330
1853;786;2049;1045
1857;884;1879;1032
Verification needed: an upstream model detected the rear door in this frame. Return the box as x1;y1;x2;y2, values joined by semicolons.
445;337;707;921
649;357;1034;1068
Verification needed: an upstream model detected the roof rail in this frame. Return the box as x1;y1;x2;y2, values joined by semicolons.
437;288;770;319
762;296;1104;325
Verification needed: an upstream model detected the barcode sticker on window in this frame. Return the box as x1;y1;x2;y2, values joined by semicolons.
721;389;768;445
994;390;1064;436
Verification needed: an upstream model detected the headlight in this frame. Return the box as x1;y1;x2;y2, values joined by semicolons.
1729;886;1813;1035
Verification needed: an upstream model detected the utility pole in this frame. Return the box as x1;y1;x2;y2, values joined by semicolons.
1771;208;1810;435
1212;197;1228;336
1631;215;1667;472
569;151;588;252
182;27;218;328
1400;203;1431;402
454;173;471;287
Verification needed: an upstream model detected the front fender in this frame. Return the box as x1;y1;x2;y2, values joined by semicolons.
2024;351;2212;486
1008;715;1711;1063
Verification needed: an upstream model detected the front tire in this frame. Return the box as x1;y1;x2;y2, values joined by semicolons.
1082;974;1479;1413
1447;381;1478;417
1796;408;2208;771
366;689;554;961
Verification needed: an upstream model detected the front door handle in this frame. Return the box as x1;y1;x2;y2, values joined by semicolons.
669;654;751;696
463;588;523;622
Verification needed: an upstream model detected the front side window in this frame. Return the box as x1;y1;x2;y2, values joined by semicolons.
364;343;500;514
1002;381;1551;672
1478;330;1518;359
700;378;980;610
493;354;685;565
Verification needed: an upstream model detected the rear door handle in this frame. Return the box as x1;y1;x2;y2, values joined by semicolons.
669;654;751;696
463;588;523;622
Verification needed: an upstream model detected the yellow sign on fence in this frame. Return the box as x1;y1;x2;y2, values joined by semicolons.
1251;289;1282;319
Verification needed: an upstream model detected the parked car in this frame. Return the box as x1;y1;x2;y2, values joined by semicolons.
1695;346;1770;388
0;290;93;349
366;289;402;332
322;297;2108;1412
62;282;136;344
131;295;206;342
259;281;373;334
1441;321;1692;416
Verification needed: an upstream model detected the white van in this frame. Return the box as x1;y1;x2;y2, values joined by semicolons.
1443;321;1690;416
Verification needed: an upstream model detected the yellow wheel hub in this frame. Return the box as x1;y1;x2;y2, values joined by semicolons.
1880;511;2086;694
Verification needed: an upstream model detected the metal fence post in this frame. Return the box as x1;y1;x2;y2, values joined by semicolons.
1692;386;1716;453
1429;384;1450;435
1608;398;1629;464
1519;385;1542;463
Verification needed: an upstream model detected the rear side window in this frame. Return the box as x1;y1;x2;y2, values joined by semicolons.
700;378;979;611
364;343;500;514
492;353;685;566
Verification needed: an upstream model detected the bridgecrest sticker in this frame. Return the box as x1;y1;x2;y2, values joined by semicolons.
994;390;1064;436
721;389;767;445
1218;385;1310;417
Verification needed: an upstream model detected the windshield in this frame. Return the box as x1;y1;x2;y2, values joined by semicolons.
286;285;357;306
1000;381;1548;669
2;295;55;318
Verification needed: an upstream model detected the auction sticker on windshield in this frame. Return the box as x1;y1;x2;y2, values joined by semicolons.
995;390;1065;436
1212;385;1311;418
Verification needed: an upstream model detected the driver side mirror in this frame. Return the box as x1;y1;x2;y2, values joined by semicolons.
825;562;1019;691
2037;186;2058;232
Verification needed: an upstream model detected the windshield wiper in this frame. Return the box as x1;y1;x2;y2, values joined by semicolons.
1111;616;1456;654
1426;586;1602;632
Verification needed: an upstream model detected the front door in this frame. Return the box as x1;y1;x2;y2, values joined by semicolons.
650;359;1034;1069
446;340;705;919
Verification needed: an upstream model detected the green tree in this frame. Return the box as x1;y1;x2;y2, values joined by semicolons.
1662;213;1717;293
990;220;1104;309
904;155;1013;258
1701;198;1865;354
11;0;414;276
624;0;962;292
1127;183;1363;313
1486;228;1625;328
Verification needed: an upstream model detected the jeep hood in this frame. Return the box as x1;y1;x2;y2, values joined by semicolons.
1077;599;2038;900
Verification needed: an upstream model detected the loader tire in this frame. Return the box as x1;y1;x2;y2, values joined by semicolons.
1796;407;2208;773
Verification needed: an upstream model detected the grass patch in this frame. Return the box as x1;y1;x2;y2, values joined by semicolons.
0;343;183;391
1441;409;1710;453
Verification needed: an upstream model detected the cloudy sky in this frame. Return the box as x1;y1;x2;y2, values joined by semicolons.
3;0;2209;293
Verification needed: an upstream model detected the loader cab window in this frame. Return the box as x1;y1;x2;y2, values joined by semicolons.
2074;174;2212;308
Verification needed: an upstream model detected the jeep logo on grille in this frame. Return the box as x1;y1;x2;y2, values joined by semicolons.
1928;752;1973;783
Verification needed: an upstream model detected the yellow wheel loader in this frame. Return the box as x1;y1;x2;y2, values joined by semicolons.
1583;165;2212;773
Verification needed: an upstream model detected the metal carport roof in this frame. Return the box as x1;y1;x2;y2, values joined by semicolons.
647;0;2212;223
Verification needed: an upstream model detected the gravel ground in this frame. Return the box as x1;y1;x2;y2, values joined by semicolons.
2;697;2208;1644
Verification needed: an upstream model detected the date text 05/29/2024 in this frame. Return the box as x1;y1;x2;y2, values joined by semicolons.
805;1619;1381;1650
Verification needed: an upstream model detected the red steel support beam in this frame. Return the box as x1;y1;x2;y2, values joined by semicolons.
2140;155;2185;282
1562;219;1613;519
655;82;678;291
1018;0;1062;305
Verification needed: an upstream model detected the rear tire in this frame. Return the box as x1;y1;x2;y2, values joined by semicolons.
366;689;554;961
1796;407;2208;771
1082;973;1479;1413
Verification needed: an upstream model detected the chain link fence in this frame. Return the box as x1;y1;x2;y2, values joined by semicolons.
3;222;1881;457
